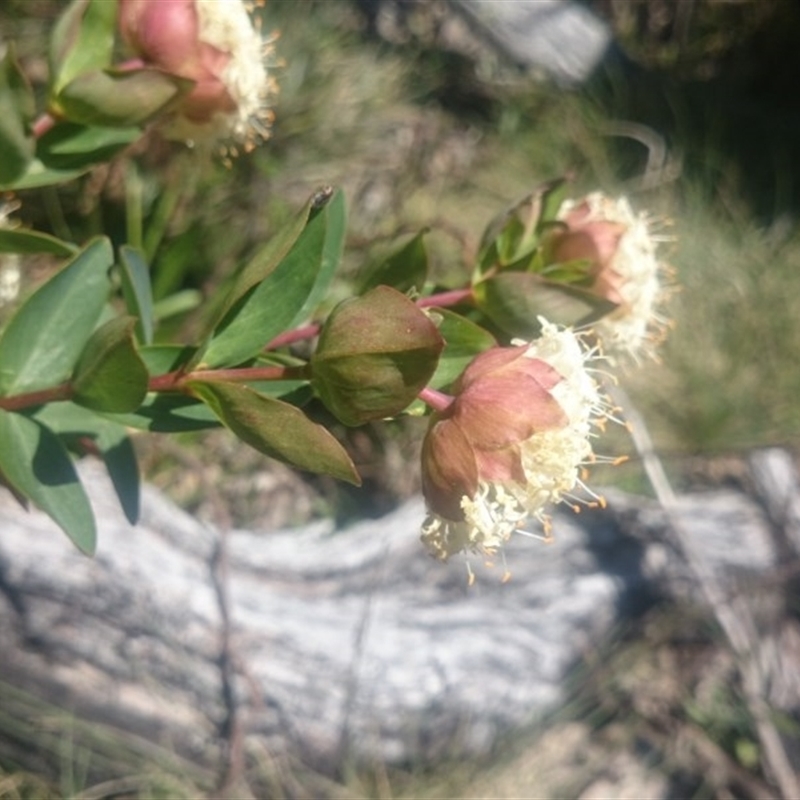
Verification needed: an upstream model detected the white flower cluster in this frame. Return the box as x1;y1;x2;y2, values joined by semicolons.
176;0;276;150
558;192;668;359
421;321;608;567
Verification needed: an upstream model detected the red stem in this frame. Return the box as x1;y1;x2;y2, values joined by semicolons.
418;386;454;413
0;382;73;412
0;364;307;413
31;113;57;139
262;287;476;351
416;287;474;309
266;323;321;350
0;287;473;413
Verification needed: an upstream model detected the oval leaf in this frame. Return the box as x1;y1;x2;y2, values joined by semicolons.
0;408;96;554
36;122;140;171
71;316;149;412
188;379;361;486
0;237;113;396
56;68;189;127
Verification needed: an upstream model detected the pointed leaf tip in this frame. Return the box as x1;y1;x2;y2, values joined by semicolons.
188;380;361;486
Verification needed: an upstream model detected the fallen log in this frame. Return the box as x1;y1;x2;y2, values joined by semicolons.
0;451;798;787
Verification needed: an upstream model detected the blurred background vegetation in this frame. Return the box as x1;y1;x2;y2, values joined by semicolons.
2;0;800;796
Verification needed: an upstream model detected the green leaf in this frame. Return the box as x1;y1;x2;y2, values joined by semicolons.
476;179;566;278
538;180;569;224
0;45;35;186
0;408;96;554
246;353;311;401
0;227;77;257
291;188;346;322
188;379;361;485
118;245;155;344
102;394;219;433
32;401;140;524
72;316;148;412
358;230;429;295
152;289;202;321
3;125;140;190
0;160;88;191
201;192;333;368
0;237;113;396
208;190;327;333
428;308;497;390
311;285;444;426
475;271;617;338
37;122;140;170
138;344;196;376
50;0;116;95
56;68;189;127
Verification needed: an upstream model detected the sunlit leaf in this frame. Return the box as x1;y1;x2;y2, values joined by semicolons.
290;188;346;322
201;191;333;368
71;316;148;412
202;188;329;340
188;379;361;485
50;0;116;95
0;408;96;554
0;237;112;396
119;245;155;344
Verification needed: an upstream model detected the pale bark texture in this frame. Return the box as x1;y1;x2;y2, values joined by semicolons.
1;450;798;790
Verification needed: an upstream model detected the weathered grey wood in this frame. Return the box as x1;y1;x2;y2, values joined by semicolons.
450;0;613;85
0;454;797;778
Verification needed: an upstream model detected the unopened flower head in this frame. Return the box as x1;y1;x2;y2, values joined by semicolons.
119;0;277;151
420;320;611;568
554;192;669;358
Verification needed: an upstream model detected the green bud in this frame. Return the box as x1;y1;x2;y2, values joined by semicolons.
311;285;444;426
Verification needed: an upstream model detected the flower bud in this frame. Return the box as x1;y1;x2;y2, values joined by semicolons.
118;0;275;148
551;192;669;357
311;286;444;426
421;320;609;564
